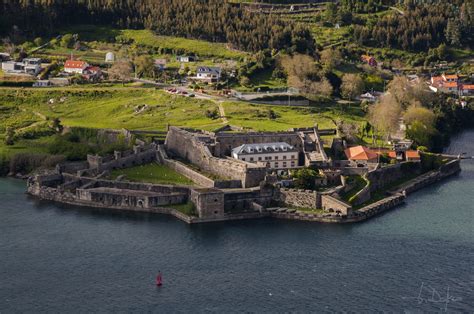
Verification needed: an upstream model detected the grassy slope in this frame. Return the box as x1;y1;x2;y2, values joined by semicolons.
110;163;193;185
0;86;369;156
222;101;366;131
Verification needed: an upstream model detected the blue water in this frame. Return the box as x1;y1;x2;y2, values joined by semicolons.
1;132;473;312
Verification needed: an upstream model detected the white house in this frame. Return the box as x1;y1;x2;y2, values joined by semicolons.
176;56;196;63
196;66;221;83
64;60;88;74
232;142;299;170
1;58;41;75
33;80;51;87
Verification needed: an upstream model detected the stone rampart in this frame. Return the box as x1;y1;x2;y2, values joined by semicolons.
321;195;352;216
278;188;318;209
165;127;267;188
213;130;305;157
87;146;157;173
367;162;421;192
224;187;274;213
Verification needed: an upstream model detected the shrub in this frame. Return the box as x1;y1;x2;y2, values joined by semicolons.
9;153;65;174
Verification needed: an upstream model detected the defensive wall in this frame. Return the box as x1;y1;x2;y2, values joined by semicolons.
165;127;267;188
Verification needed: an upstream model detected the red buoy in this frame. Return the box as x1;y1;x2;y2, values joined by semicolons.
156;272;163;286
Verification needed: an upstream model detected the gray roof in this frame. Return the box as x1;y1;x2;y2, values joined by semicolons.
197;66;221;75
232;142;297;155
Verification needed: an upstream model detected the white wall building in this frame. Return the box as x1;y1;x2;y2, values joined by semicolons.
64;60;88;74
1;58;41;75
232;142;299;170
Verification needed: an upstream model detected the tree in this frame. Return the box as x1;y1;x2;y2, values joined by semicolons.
5;127;15;146
292;168;319;190
320;48;342;71
60;34;74;48
134;55;155;78
33;37;44;47
108;60;133;85
445;19;461;46
341;74;365;100
369;94;403;139
403;104;436;128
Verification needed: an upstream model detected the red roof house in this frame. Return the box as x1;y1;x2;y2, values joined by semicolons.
345;146;378;163
64;60;88;74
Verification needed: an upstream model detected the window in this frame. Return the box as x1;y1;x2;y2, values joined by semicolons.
283;162;287;167
291;155;295;159
258;157;262;161
283;156;287;160
242;158;245;161
275;162;279;167
275;156;279;160
250;157;254;161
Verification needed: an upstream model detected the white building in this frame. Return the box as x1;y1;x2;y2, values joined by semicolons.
196;66;221;83
232;142;299;170
105;52;115;63
1;58;41;75
64;60;88;74
176;56;196;63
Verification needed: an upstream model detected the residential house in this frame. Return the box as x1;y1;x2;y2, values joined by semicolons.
359;92;377;102
82;66;102;81
429;73;472;95
345;146;378;165
176;56;196;63
361;55;377;67
387;150;420;162
232;142;299;170
33;80;52;87
64;60;89;74
0;52;10;62
459;84;474;96
1;58;41;75
154;58;167;70
196;66;221;83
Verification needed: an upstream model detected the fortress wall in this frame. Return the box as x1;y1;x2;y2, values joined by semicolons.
367;162;421;192
88;149;157;173
63;174;190;195
57;161;89;174
321;195;352;216
278;188;319;209
214;132;304;157
165;127;266;188
79;189;187;209
224;189;274;213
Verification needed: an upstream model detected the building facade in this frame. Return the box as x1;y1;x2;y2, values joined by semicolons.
232;142;299;170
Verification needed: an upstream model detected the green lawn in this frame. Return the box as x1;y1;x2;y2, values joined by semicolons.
110;163;194;185
340;175;368;203
222;101;366;131
120;29;246;60
0;87;224;132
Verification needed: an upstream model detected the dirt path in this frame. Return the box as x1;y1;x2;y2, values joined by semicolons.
217;102;228;124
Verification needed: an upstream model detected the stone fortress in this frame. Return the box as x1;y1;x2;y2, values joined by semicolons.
27;126;462;224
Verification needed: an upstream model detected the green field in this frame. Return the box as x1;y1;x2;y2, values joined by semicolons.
120;29;246;60
222;101;366;131
110;163;194;185
0;86;369;158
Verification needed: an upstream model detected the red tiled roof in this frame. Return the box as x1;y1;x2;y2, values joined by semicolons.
406;151;420;159
64;60;87;69
443;82;458;88
443;74;458;80
461;84;474;90
388;151;397;159
345;146;378;161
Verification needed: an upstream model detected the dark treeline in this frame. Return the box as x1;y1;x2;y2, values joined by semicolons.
353;1;474;51
0;0;315;54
